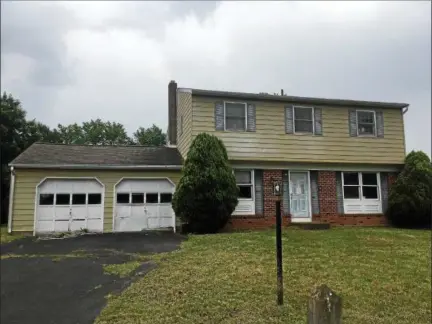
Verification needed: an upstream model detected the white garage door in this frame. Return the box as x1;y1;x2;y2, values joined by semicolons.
114;179;175;232
36;179;104;234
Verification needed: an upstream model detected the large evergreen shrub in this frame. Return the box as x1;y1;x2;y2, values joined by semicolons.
386;150;432;228
172;133;239;233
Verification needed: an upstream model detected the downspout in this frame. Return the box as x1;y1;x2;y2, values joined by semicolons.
402;106;409;115
402;105;409;157
7;166;16;233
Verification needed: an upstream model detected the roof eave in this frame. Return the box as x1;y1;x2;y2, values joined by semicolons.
8;164;183;170
190;89;409;109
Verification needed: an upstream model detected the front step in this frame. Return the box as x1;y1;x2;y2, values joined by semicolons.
289;222;331;230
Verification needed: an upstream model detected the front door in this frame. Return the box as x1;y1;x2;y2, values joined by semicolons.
289;171;311;221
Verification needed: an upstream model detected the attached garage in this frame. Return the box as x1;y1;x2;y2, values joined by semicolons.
7;143;183;234
35;178;104;234
113;178;175;232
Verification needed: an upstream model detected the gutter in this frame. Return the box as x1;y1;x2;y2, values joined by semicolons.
7;166;16;234
8;164;183;170
402;106;409;115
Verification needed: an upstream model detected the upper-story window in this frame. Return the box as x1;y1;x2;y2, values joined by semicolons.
356;110;376;136
293;106;314;134
225;102;247;131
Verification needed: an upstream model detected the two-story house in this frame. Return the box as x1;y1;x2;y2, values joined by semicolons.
7;80;408;235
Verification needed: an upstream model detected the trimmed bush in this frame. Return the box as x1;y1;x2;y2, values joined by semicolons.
172;133;239;233
386;150;432;228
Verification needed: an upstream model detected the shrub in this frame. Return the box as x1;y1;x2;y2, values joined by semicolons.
172;133;239;233
386;150;432;228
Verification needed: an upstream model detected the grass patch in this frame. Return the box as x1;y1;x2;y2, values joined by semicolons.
96;228;431;324
103;260;145;278
0;226;25;244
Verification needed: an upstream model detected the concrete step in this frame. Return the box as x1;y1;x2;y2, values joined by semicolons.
289;222;331;230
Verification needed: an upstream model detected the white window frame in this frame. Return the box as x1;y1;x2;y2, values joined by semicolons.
356;110;377;137
234;169;255;201
342;172;381;201
224;101;247;132
293;105;315;134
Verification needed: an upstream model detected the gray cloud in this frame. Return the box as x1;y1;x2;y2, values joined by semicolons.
1;1;430;156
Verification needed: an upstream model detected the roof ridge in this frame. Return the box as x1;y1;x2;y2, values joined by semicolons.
32;142;174;149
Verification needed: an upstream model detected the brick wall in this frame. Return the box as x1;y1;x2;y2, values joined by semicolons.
226;169;397;230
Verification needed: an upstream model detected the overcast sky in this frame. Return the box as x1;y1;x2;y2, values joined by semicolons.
1;1;431;156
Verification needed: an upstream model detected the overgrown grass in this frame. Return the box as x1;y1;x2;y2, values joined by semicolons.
0;226;25;244
103;261;144;278
96;228;431;324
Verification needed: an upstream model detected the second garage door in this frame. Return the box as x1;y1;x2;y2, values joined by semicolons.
114;179;175;232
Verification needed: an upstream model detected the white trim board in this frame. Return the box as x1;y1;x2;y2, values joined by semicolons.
231;162;402;172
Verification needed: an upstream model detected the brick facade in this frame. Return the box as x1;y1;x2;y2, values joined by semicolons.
226;169;397;230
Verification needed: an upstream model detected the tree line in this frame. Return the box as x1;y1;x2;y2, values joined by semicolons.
0;92;167;223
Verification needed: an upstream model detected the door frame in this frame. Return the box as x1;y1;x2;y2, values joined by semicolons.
288;170;312;223
33;177;105;235
112;177;176;233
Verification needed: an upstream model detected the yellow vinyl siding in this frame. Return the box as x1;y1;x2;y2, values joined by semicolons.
11;169;181;233
177;91;193;158
191;96;405;164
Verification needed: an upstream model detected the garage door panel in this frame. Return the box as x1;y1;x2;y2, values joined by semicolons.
54;220;70;232
87;206;102;219
71;206;86;220
87;219;103;232
36;220;53;232
70;220;86;232
37;206;54;221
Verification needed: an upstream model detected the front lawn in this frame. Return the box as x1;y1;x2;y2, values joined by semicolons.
0;226;25;244
97;228;431;324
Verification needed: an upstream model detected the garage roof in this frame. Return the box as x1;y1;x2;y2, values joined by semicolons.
9;143;183;169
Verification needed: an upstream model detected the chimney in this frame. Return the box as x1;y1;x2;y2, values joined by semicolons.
281;89;284;96
168;80;178;145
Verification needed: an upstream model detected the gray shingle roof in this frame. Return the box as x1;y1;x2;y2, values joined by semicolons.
9;143;183;168
189;88;409;109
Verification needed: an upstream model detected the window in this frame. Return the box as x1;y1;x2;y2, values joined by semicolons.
357;110;376;136
72;194;86;205
39;194;54;205
225;102;246;131
131;193;144;204
343;172;379;200
146;193;159;203
56;194;70;205
88;193;102;205
116;193;130;204
160;193;173;203
235;170;253;199
294;106;314;133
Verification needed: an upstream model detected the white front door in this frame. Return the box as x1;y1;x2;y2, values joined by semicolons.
289;171;311;222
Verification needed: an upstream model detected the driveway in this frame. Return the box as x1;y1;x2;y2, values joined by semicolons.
0;232;185;324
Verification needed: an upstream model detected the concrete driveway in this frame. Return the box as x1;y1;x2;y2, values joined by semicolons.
0;232;185;324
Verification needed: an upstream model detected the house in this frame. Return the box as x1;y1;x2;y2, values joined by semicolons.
7;80;408;234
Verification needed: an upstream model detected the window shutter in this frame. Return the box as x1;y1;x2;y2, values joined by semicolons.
314;108;323;135
336;172;344;214
246;103;256;132
380;173;389;212
348;110;357;137
282;171;290;215
254;170;263;215
310;171;320;214
285;105;294;134
215;101;224;131
376;111;384;137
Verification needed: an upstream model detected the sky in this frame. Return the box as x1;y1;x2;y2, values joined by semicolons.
1;1;431;156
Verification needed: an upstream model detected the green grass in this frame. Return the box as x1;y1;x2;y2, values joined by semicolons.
0;226;25;244
103;260;145;278
96;228;431;324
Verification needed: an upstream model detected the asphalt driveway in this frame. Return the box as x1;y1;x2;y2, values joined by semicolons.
0;232;185;324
